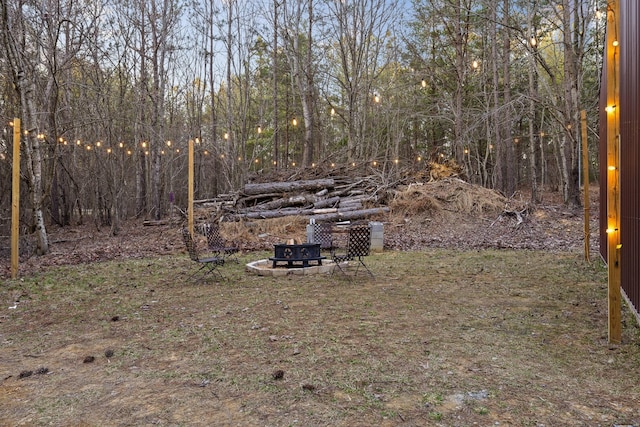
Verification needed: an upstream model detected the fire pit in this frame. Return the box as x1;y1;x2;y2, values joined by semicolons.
269;242;325;268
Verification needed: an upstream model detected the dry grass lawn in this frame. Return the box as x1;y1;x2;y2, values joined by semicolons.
1;248;639;426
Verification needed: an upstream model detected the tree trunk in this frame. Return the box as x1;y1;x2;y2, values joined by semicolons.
526;5;540;204
243;178;335;195
0;0;49;255
273;0;279;168
502;0;515;197
136;0;148;218
562;0;582;207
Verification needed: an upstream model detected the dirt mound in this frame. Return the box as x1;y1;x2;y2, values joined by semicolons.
389;178;512;220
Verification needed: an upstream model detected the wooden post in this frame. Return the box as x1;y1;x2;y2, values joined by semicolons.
606;0;621;344
11;118;21;279
188;139;194;237
581;110;590;262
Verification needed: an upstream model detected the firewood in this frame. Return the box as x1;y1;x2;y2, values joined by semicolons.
243;178;335;195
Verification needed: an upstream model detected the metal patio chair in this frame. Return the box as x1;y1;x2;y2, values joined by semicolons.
200;222;240;263
182;227;225;282
331;224;374;278
312;222;334;253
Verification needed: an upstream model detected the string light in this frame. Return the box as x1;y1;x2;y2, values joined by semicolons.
14;133;455;173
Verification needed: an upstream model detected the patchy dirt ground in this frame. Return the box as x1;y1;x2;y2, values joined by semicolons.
3;181;632;427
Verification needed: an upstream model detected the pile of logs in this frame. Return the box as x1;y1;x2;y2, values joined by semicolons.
195;176;390;222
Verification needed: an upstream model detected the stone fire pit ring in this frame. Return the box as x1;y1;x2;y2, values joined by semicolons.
246;259;340;276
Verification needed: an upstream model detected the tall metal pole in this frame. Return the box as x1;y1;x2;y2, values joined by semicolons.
11;118;21;279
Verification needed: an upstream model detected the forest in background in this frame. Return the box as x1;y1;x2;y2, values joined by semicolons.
0;0;605;255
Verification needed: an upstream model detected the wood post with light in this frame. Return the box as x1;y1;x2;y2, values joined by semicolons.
606;0;621;344
11;118;21;279
581;110;590;262
188;139;194;237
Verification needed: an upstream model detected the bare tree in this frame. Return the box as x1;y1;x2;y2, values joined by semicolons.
0;0;49;254
280;0;318;167
325;0;395;162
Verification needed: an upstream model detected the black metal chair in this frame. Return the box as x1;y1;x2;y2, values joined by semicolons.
182;227;225;282
312;222;334;253
331;224;374;278
200;222;240;263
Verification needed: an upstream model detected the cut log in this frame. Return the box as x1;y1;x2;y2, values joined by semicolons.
311;207;389;222
245;195;309;211
229;206;389;222
143;219;169;226
312;196;340;209
243;178;335;195
338;201;363;210
311;208;339;214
